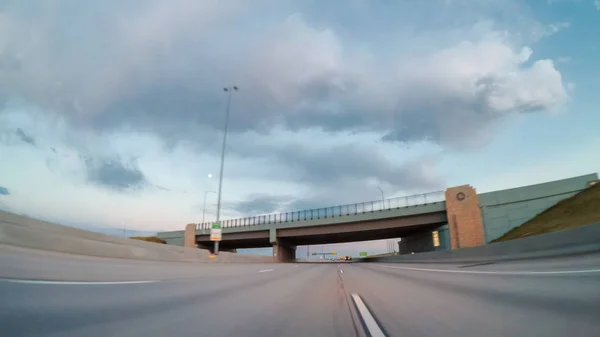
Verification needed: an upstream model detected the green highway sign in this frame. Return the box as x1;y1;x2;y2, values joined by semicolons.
359;252;368;257
210;222;222;241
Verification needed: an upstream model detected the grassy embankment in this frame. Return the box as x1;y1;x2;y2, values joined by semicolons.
492;182;600;243
129;236;166;244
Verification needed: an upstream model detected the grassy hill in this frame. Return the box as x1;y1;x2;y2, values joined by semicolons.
492;182;600;243
129;236;166;244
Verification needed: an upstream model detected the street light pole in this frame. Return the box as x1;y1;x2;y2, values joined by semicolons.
214;85;238;255
202;190;216;224
377;186;385;209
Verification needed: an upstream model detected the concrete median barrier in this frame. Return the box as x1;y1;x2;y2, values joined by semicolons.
0;210;273;263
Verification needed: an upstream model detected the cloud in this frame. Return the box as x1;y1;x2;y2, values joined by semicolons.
0;3;567;151
277;145;441;190
84;157;148;191
232;194;294;215
382;48;566;148
596;0;600;10
15;128;35;145
0;186;9;195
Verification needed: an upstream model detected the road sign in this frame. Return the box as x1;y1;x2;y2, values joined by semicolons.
332;251;337;255
359;252;367;257
210;222;222;241
432;230;440;247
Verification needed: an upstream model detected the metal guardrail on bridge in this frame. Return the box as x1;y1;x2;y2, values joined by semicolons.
196;191;445;230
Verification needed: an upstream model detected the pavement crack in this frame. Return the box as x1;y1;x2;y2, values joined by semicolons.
337;268;362;337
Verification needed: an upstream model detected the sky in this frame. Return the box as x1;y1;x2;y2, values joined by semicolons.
1;0;599;257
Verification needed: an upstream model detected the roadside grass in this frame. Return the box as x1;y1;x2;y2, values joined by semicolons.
129;236;166;244
492;182;600;243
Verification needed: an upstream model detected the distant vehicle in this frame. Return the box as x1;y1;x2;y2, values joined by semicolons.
344;256;352;261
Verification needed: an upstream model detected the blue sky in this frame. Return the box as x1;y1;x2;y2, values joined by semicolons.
0;0;599;256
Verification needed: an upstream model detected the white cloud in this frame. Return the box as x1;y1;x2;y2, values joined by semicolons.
547;21;570;34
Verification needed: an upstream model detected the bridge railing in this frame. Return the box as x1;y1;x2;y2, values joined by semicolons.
196;190;445;230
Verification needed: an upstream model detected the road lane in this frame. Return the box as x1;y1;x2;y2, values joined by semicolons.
342;262;600;337
1;250;599;336
0;244;279;282
0;263;361;337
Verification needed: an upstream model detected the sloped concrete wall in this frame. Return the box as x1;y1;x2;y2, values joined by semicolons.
0;210;273;263
365;221;600;264
479;174;598;242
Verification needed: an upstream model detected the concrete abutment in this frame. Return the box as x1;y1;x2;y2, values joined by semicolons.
444;185;485;249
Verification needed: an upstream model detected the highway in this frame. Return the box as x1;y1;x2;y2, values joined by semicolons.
1;245;599;336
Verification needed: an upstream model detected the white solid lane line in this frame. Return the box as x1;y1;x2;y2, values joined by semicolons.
373;264;600;275
259;269;274;273
0;279;158;285
351;293;386;337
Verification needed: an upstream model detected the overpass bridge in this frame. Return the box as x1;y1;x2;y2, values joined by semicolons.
157;173;599;262
160;187;470;262
194;191;448;261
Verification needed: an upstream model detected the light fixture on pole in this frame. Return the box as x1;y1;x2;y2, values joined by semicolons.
214;85;238;255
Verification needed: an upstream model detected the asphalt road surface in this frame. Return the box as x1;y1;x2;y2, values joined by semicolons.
1;246;600;337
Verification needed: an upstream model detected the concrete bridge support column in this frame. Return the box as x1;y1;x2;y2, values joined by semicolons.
445;185;485;249
271;230;296;263
184;223;197;248
273;241;296;262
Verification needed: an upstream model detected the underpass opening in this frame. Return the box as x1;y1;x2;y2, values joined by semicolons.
291;223;450;261
281;223;443;246
196;237;272;250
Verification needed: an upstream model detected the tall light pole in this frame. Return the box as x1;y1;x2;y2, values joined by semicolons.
214;85;238;255
202;190;216;224
377;186;385;209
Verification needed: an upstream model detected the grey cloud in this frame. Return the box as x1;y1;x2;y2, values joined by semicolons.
15;128;36;145
270;58;564;150
84;157;147;191
232;139;444;192
0;1;567;151
0;186;9;195
232;194;294;215
227;141;444;216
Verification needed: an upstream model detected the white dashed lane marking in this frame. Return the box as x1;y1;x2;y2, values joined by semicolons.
0;279;158;285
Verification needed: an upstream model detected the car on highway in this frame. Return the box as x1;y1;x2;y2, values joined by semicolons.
344;256;352;261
